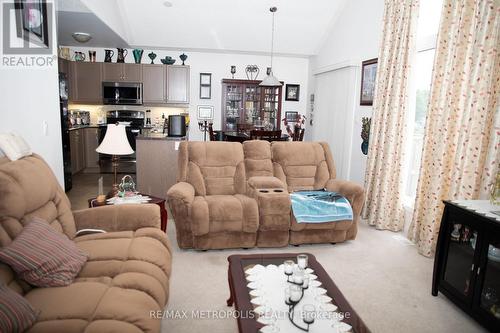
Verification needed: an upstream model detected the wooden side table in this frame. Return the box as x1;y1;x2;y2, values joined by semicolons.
87;194;168;232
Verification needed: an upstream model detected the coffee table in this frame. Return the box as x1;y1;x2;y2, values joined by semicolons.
227;253;370;333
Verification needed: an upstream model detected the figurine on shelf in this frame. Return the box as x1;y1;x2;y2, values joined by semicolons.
451;224;461;242
461;227;470;243
230;65;236;79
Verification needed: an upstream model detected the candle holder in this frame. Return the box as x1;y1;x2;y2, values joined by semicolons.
284;264;311;332
198;120;213;141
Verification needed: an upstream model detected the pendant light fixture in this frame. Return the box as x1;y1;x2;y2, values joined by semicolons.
260;6;282;87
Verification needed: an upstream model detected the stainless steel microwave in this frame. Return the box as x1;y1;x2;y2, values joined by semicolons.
102;82;143;105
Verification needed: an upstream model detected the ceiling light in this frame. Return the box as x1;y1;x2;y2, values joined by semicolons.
71;32;92;43
163;1;173;7
260;7;282;87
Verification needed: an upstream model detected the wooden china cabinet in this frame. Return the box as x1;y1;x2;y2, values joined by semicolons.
221;79;283;131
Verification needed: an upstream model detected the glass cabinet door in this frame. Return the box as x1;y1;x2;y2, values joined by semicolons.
261;87;280;129
243;85;260;126
479;240;500;321
443;223;479;298
224;85;242;131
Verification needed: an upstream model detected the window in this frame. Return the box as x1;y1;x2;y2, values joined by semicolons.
403;0;443;204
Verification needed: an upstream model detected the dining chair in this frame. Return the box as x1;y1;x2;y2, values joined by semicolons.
292;128;305;141
208;123;216;141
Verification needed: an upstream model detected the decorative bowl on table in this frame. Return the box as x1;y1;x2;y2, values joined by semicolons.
160;56;176;65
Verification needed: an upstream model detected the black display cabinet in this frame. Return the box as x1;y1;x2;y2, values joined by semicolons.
433;200;500;332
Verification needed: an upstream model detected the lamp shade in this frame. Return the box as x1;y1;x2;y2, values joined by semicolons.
95;124;134;155
260;72;282;87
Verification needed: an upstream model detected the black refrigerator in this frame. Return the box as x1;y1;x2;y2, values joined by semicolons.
59;73;72;191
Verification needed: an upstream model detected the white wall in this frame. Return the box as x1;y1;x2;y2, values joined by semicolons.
63;46;310;141
308;0;384;184
0;0;64;185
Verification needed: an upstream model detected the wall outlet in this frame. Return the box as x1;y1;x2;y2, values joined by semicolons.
42;121;48;136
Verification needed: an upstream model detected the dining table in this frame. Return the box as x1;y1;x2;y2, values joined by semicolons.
221;131;289;143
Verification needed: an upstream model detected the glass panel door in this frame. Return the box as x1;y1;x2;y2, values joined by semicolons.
261;87;279;129
243;85;260;126
225;84;242;131
480;240;500;321
443;223;478;298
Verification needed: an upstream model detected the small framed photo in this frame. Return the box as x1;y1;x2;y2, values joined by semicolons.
15;0;50;48
285;84;300;101
200;73;212;99
360;58;378;105
285;111;298;122
197;105;214;120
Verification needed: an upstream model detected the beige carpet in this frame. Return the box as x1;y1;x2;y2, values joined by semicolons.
162;221;487;333
67;173;486;333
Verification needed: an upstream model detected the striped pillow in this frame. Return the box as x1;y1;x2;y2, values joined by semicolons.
0;218;88;287
0;284;38;332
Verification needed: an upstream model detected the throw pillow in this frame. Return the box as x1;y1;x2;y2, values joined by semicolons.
0;132;32;161
0;284;38;332
0;218;88;287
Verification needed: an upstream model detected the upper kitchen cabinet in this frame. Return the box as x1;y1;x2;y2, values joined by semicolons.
58;58;70;74
166;65;190;104
142;64;166;104
102;63;142;82
71;62;102;104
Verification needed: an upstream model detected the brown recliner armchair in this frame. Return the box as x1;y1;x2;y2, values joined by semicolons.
0;154;172;333
271;141;365;244
167;142;259;250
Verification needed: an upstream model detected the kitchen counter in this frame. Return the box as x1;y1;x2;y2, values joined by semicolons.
136;135;183;198
68;124;104;131
136;133;187;141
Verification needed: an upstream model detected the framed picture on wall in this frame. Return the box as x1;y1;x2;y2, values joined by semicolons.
360;58;377;105
197;105;214;120
15;0;50;48
285;84;300;101
199;73;212;99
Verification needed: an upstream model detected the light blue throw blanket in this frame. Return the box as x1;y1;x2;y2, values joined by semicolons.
291;190;353;223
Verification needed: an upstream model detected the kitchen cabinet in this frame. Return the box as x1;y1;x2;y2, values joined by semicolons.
166;65;190;104
71;62;102;104
69;129;85;174
142;65;166;104
83;127;99;169
433;201;500;332
102;63;142;82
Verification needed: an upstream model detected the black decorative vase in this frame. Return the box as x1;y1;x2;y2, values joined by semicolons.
361;140;369;155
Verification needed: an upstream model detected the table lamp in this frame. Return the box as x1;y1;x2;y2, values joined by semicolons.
96;124;134;198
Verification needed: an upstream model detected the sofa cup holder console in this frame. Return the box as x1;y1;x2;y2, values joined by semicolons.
258;188;285;194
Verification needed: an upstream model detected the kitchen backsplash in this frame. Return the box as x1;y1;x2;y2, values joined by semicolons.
68;104;187;125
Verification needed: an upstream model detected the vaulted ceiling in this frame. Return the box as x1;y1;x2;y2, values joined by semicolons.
56;0;347;57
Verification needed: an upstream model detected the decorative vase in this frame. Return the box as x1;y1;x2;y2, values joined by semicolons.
148;52;157;64
230;65;236;79
116;48;128;63
179;53;188;65
133;49;144;64
104;49;114;62
361;140;369;155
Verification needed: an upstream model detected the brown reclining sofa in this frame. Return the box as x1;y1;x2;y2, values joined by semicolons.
0;154;172;333
167;141;364;250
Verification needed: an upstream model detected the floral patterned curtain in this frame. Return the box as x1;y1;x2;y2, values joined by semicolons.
408;0;500;257
362;0;420;231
